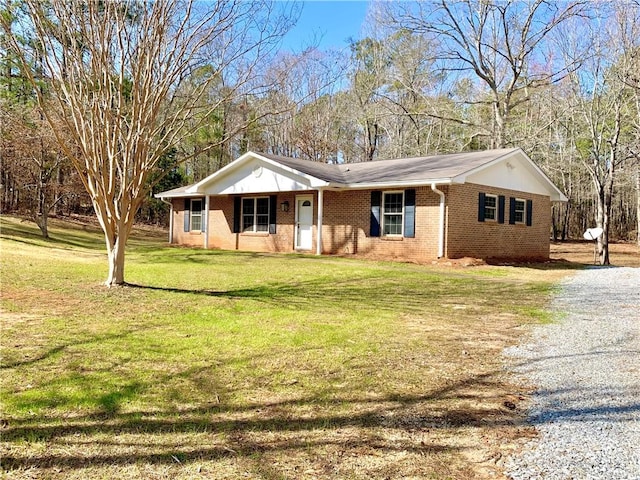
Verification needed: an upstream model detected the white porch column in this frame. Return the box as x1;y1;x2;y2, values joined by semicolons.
160;198;174;244
204;195;210;249
316;188;324;255
431;183;445;258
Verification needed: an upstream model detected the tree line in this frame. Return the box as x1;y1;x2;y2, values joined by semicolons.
1;0;638;285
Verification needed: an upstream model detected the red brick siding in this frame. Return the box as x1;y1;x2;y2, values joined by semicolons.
170;184;551;261
209;195;296;253
446;183;551;260
171;198;205;247
320;188;442;261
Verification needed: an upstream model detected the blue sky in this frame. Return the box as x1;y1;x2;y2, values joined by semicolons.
281;1;371;52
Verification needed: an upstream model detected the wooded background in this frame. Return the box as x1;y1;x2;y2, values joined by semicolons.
2;0;639;247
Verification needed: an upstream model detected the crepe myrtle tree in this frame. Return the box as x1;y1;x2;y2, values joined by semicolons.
2;0;296;286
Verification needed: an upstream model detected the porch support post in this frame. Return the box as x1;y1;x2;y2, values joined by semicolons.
316;188;324;255
159;197;173;244
431;183;445;258
169;202;173;244
204;195;209;249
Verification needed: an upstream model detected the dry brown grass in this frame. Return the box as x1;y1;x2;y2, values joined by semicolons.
550;240;640;267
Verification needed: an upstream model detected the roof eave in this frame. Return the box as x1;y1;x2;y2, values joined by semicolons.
336;178;454;190
154;191;203;199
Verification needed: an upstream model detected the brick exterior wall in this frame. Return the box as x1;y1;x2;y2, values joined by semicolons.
446;183;551;260
170;183;551;261
171;198;205;248
320;188;442;261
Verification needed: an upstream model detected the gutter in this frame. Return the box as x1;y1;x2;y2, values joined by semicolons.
325;178;454;191
431;183;445;258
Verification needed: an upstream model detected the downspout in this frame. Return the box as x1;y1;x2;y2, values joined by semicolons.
159;197;173;244
204;195;209;249
316;188;324;255
431;183;445;258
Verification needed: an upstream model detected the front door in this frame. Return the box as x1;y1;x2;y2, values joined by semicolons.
295;195;313;250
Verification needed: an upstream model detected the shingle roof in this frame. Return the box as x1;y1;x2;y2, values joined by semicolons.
156;147;566;202
260;148;520;184
257;152;347;183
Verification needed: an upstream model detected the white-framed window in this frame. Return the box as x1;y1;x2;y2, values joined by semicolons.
190;199;202;231
382;191;404;236
514;198;526;224
242;197;269;232
483;194;498;221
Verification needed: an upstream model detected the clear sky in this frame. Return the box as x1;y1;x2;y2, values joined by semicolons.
281;1;371;52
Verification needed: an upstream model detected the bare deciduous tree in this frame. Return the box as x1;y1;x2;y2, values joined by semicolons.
560;2;639;264
2;0;295;286
379;0;587;148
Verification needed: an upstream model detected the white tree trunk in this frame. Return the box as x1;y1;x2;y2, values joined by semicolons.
105;233;126;287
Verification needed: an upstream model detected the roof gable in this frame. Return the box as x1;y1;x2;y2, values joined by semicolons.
197;155;323;195
156;148;567;201
458;150;567;201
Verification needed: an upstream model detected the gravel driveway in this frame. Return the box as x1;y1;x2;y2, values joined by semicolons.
504;267;640;480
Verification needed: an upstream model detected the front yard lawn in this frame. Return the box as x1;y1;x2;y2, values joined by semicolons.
1;215;561;479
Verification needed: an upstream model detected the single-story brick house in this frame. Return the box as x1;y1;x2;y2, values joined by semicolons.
156;148;567;261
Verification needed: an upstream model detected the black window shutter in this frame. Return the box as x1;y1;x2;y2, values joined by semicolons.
183;198;191;232
404;189;416;238
370;191;381;237
526;199;533;226
233;197;241;233
509;197;516;224
498;195;505;224
478;192;486;222
269;195;277;234
201;198;206;232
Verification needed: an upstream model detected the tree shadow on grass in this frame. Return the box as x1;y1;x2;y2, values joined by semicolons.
0;330;140;370
124;273;526;316
2;350;638;475
0;370;509;469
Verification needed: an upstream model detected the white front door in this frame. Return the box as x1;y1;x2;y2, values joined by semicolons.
295;195;314;250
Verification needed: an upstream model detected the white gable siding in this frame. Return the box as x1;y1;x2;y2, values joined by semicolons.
202;158;315;195
463;156;555;198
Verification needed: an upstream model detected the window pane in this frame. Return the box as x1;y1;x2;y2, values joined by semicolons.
515;199;525;223
484;195;497;220
384;214;402;235
242;198;256;232
242;198;254;215
256;197;269;215
484;207;496;220
256;214;269;232
190;200;202;231
384;193;403;213
243;215;254;232
191;215;201;231
383;192;404;235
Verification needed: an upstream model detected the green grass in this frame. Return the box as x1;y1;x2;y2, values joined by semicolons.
0;215;564;479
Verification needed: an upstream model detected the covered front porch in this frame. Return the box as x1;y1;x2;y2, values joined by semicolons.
160;151;332;255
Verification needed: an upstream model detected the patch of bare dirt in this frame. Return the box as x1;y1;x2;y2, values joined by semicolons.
551;240;640;267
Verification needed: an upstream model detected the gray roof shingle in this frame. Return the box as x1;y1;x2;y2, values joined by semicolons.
260;148;519;184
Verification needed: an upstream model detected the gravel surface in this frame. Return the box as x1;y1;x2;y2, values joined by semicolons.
503;267;640;480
